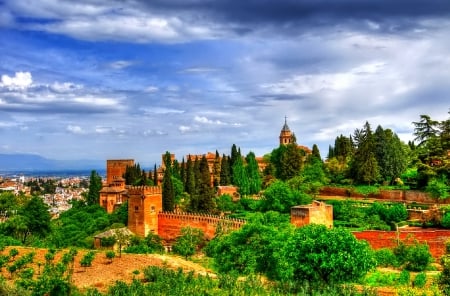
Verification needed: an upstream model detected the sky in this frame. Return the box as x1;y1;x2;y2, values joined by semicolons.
1;0;450;167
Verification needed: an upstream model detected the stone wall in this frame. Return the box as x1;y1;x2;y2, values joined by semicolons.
352;229;450;259
319;187;445;204
157;212;245;241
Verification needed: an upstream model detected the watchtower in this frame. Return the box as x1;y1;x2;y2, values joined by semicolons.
127;186;163;237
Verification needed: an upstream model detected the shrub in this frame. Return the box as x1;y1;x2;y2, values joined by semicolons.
8;248;19;260
105;250;115;263
398;269;410;286
80;251;96;269
394;241;432;272
375;248;398;267
442;213;450;228
100;236;116;248
413;272;427;288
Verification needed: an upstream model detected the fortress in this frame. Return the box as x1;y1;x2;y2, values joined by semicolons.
98;119;328;241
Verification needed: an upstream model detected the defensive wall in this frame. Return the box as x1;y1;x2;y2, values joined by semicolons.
157;211;246;241
319;186;442;204
352;229;450;259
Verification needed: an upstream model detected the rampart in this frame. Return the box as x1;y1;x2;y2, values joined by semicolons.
157;212;246;241
352;229;450;259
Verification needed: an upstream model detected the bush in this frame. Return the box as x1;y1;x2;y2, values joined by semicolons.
394;241;432;272
100;236;116;248
80;251;96;269
442;213;450;228
375;248;398;267
398;269;410;286
413;272;427;288
105;250;115;263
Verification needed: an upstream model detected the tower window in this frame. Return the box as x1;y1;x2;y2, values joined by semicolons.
134;206;139;212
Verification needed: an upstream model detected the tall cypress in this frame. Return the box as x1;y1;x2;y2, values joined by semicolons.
213;150;221;187
87;170;102;206
197;155;215;212
220;154;231;185
246;151;262;195
162;152;175;211
153;163;158;186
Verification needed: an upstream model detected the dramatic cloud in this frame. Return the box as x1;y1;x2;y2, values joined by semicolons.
0;0;449;163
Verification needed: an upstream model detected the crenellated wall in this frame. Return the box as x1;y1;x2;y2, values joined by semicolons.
352;229;450;259
157;212;246;241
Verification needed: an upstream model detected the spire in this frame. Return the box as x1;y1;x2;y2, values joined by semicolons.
281;116;290;132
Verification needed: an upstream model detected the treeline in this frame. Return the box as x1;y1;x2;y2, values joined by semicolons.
326;112;449;189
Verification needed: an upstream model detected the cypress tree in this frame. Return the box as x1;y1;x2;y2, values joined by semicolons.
220;154;231;185
197;155;215;212
213;150;221;187
232;156;249;195
162;152;175;211
87;170;102;206
153;163;158;186
246;151;262;195
185;156;196;195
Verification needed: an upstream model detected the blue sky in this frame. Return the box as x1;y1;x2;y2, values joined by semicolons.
1;0;449;167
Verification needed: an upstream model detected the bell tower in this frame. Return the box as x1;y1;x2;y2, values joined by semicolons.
279;116;293;146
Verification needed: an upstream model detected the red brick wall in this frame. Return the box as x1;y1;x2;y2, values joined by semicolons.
352;230;450;259
319;187;445;204
157;212;245;241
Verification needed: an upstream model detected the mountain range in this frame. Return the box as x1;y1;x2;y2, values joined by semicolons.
0;153;104;172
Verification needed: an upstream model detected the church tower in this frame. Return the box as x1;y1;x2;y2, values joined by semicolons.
279;116;293;146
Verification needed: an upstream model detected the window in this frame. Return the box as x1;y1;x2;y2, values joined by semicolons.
151;206;155;213
134;206;139;212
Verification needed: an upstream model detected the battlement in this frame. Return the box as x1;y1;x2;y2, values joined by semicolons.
159;211;245;227
127;185;162;195
157;211;246;240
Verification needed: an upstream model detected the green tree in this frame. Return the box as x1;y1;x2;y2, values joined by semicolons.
246;151;262;195
213;150;221;187
207;212;291;276
232;156;250;195
310;144;322;162
196;155;215;212
261;180;305;213
276;224;376;286
219;154;232;185
162;151;175;211
426;177;449;204
172;227;204;259
374;126;408;185
350;122;380;184
87;170;102;206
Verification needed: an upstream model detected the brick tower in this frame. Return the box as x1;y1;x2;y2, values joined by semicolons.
279;116;293;145
127;186;163;237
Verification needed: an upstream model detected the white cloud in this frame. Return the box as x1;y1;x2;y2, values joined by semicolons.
141;107;184;115
179;125;194;133
1;72;33;89
50;82;83;92
261;62;384;95
194;116;225;125
145;86;159;93
66;125;84;134
108;60;134;70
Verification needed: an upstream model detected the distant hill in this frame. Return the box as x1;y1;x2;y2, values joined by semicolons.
0;153;104;171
